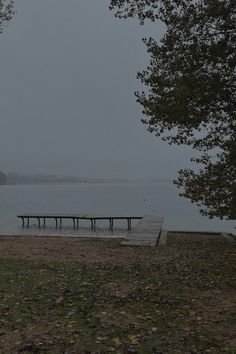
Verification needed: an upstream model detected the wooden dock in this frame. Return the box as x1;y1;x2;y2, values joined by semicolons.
121;215;164;246
17;213;164;246
17;214;143;231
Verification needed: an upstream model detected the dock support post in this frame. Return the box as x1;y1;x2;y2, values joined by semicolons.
73;218;76;228
55;218;58;228
60;218;62;228
21;217;25;227
43;218;46;228
109;219;113;231
27;218;29;228
127;218;131;231
76;218;79;228
37;217;41;228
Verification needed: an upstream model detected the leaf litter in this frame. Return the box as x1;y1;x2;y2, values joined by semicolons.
0;232;235;353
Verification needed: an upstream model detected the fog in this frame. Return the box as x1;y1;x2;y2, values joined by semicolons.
0;0;194;179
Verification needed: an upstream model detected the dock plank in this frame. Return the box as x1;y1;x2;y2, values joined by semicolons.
121;215;164;247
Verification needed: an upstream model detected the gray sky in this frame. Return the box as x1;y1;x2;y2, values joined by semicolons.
0;0;194;179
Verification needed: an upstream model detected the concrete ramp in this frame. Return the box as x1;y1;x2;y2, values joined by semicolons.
121;215;164;247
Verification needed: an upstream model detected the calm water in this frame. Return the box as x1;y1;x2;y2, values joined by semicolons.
0;182;234;236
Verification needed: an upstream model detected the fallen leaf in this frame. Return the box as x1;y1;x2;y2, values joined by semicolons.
112;337;121;346
128;334;139;345
56;296;64;304
151;327;160;333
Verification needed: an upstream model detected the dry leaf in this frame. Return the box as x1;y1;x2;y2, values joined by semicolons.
112;337;121;346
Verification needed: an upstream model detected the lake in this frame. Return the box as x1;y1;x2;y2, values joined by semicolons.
0;182;234;236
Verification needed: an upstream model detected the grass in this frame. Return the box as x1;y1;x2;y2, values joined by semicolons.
0;233;235;353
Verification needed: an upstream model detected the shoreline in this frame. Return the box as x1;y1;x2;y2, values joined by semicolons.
0;229;231;238
0;231;234;264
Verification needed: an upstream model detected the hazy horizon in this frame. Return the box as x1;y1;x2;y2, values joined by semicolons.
3;170;173;182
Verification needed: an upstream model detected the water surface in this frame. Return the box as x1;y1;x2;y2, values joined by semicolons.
0;182;234;236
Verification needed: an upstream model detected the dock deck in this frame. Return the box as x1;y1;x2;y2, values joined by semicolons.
121;215;164;246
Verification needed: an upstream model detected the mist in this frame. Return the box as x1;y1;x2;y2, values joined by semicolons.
0;0;194;179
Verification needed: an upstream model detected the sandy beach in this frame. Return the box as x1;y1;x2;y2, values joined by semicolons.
0;231;230;264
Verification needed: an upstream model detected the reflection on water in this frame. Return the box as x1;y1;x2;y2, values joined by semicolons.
0;182;234;235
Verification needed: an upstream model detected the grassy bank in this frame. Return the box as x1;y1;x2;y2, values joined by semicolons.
0;233;235;353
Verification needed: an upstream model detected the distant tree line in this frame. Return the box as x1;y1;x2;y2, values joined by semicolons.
5;173;132;185
0;171;7;185
5;173;85;185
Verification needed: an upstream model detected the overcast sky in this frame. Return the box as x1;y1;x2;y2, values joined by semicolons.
0;0;194;179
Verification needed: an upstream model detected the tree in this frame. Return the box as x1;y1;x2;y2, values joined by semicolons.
110;0;236;219
0;0;14;33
